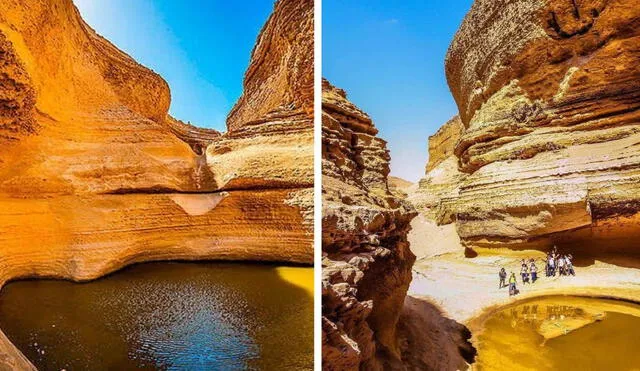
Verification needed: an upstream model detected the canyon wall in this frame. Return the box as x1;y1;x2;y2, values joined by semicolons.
0;0;312;365
0;0;313;367
321;80;418;369
425;116;464;173
226;0;314;131
409;116;467;222
413;0;640;252
0;0;313;286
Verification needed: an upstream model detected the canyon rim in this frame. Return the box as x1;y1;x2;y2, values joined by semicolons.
0;0;313;368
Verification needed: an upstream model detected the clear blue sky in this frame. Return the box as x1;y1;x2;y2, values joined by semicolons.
323;0;473;182
74;0;273;131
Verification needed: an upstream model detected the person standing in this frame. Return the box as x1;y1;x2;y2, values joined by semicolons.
520;261;529;284
530;260;538;283
509;272;517;296
558;254;565;276
566;254;575;276
499;267;507;288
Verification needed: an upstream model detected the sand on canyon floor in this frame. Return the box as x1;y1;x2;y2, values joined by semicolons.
407;213;640;326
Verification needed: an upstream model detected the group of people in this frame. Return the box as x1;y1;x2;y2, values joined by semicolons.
519;259;538;284
545;247;575;277
498;246;576;297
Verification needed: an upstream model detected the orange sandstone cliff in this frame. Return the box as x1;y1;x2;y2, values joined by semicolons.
0;0;312;367
412;0;640;253
226;0;313;131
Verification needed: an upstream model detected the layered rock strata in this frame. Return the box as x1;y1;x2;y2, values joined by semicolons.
414;0;640;252
387;176;414;199
409;116;467;222
0;0;312;367
425;116;464;173
226;0;314;131
321;80;418;369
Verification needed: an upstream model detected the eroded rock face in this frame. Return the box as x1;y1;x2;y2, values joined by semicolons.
322;80;417;370
0;0;313;299
425;116;464;172
387;176;414;199
410;116;467;223
415;0;640;252
0;0;313;365
226;0;314;131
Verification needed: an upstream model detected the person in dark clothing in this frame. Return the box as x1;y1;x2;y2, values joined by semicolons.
520;261;529;284
499;267;507;288
547;254;555;277
530;260;538;283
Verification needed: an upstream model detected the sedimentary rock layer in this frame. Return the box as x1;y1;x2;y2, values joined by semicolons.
0;190;312;285
0;0;313;266
321;80;417;370
414;0;640;251
226;0;314;131
0;0;313;367
387;176;414;199
410;116;467;222
425;116;464;172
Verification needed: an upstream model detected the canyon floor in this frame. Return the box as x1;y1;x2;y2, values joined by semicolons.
407;213;640;335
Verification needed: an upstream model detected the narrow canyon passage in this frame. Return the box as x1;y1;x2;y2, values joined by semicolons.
321;0;640;368
0;262;313;370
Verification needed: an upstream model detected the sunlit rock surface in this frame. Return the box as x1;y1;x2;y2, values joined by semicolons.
387;176;414;199
409;116;467;222
321;79;417;369
226;0;313;131
322;80;474;370
0;0;312;367
412;0;640;252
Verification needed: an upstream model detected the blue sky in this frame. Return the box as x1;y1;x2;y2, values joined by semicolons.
74;0;273;131
323;0;473;182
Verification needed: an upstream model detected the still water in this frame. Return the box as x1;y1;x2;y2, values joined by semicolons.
473;296;640;370
0;262;313;370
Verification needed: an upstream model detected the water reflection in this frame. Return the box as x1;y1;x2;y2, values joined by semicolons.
0;262;313;370
474;296;640;370
499;304;590;329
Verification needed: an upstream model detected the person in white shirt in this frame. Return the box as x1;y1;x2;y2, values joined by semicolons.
547;254;555;276
566;254;575;276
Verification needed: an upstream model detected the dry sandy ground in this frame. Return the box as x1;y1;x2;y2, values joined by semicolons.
408;214;640;325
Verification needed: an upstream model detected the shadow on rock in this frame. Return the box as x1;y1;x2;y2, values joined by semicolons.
396;295;476;371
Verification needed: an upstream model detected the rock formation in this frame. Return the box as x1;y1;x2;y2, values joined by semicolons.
413;0;640;252
321;79;416;369
226;0;314;131
425;116;464;173
0;0;312;367
409;116;467;222
322;80;475;370
387;176;414;199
